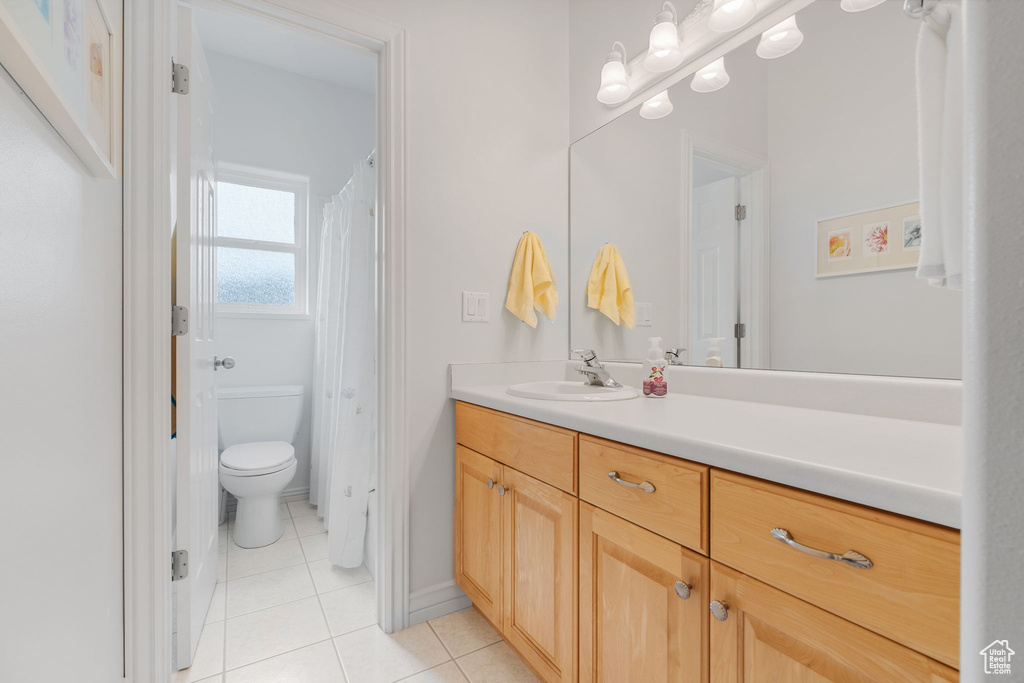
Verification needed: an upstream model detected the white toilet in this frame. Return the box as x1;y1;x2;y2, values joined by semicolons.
218;385;304;548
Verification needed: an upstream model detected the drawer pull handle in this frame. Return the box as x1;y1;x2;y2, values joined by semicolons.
498;484;509;496
487;479;495;489
770;528;873;569
608;471;655;493
674;581;691;600
709;600;729;622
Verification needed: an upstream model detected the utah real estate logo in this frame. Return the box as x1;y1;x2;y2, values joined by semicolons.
980;640;1015;675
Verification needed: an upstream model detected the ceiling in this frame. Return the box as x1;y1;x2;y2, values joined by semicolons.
192;7;377;94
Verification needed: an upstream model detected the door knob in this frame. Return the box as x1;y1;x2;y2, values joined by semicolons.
710;600;729;622
214;356;235;371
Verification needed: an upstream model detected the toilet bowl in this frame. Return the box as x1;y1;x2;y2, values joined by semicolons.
218;385;304;548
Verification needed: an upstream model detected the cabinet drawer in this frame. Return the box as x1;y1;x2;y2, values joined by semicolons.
579;435;708;554
710;470;960;669
455;402;577;494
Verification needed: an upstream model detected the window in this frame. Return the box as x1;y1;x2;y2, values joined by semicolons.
215;165;309;317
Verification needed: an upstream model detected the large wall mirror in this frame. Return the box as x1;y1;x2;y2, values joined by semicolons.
570;0;962;379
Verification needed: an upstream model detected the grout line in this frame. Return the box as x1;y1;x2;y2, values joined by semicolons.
426;619;457;660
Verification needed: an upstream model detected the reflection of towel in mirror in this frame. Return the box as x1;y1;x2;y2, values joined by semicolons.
505;231;558;327
915;0;962;289
587;243;635;328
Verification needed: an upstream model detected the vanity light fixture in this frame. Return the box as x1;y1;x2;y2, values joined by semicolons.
756;16;804;59
644;1;684;73
708;0;756;33
691;57;730;93
597;41;632;105
840;0;887;11
640;90;674;119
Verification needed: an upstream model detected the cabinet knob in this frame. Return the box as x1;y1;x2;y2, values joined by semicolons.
498;485;508;496
487;478;494;489
674;581;691;600
710;600;729;622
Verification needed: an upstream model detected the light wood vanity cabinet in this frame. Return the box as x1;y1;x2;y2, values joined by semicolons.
454;402;961;683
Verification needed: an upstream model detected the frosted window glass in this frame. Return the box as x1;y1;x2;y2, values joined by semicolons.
217;182;296;243
217;248;295;306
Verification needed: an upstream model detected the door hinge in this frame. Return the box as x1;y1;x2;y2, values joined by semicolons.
734;204;747;221
172;60;190;95
734;323;747;339
171;550;189;581
172;305;189;336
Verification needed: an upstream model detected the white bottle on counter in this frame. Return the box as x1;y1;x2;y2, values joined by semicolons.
706;337;725;367
644;336;668;398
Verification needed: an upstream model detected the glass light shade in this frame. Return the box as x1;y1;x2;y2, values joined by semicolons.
708;0;756;32
644;19;683;73
840;0;886;11
597;56;631;105
640;90;674;119
756;16;804;59
691;57;730;93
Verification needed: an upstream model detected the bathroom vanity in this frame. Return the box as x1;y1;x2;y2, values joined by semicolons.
450;369;961;682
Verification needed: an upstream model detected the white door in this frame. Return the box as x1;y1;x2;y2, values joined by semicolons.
690;176;738;368
174;6;219;670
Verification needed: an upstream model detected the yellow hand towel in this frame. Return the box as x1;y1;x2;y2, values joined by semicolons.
505;231;559;327
586;243;635;328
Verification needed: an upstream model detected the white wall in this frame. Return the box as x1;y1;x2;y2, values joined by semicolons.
0;69;123;681
206;51;376;493
766;1;962;378
962;0;1024;676
337;0;571;605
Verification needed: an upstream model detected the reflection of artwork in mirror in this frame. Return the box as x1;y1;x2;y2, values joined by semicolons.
817;202;920;278
903;215;922;251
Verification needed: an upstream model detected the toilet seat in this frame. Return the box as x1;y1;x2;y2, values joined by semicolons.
220;441;295;477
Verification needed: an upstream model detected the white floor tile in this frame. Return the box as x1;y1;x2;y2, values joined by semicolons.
293;515;327;537
229;518;296;552
398;661;469;683
455;642;539;683
226;564;315;618
287;499;319;518
173;621;225;683
307;559;372;594
223;640;345;683
206;583;226;625
299;532;329;562
224;596;329;670
334;623;450;683
227;539;305;581
217;553;227;584
219;525;228;552
320;581;377;636
192;676;223;683
428;609;501;659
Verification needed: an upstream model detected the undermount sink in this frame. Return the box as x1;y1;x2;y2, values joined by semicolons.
506;380;639;402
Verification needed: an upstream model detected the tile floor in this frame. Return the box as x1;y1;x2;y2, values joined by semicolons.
175;499;539;683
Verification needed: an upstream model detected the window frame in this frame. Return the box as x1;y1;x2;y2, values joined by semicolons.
214;163;311;319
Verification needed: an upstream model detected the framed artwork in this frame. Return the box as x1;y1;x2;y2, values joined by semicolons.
0;0;122;178
816;201;921;277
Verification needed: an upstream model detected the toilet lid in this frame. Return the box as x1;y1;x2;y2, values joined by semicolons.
221;441;295;471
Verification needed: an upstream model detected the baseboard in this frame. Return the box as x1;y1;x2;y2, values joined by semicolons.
408;580;472;625
224;485;311;514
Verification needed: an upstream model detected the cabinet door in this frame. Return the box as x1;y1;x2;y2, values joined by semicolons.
580;502;708;683
709;562;958;682
454;445;504;625
502;466;578;683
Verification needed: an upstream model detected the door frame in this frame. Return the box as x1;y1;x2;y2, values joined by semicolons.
122;0;408;680
680;132;770;369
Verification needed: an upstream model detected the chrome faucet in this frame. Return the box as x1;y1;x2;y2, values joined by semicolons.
665;348;686;365
572;349;623;388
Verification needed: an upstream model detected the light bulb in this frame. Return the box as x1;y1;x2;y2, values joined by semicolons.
840;0;887;11
644;4;683;73
756;16;803;59
640;90;674;119
708;0;756;33
691;57;730;93
597;43;631;105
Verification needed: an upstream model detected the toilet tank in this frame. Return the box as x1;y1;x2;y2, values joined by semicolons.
217;385;304;450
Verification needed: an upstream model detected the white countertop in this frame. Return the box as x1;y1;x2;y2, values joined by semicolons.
451;384;962;528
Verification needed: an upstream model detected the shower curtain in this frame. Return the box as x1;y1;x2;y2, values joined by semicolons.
310;155;377;569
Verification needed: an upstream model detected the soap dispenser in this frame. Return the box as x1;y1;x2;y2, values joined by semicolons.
706;337;725;367
644;337;668;398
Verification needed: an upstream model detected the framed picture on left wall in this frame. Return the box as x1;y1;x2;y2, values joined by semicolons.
0;0;122;178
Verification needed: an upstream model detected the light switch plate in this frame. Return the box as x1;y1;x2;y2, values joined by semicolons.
636;302;653;327
462;292;490;322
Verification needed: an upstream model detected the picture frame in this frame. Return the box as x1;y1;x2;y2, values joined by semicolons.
0;0;122;178
816;201;921;278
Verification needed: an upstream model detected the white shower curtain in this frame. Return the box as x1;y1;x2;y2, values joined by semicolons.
310;155;377;568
